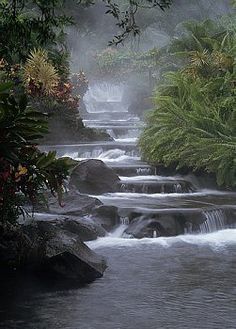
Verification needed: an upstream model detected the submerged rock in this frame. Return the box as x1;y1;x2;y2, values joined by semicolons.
70;159;120;194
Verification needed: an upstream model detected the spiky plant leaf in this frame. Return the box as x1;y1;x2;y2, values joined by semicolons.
23;49;59;95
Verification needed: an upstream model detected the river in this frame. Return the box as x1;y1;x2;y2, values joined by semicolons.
1;83;236;329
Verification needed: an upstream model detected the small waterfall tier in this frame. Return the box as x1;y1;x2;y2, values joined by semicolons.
118;177;196;194
200;208;236;233
84;83;128;113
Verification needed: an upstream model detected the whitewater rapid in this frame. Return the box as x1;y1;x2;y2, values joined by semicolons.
87;229;236;250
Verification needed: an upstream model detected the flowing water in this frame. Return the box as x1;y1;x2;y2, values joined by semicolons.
1;83;236;328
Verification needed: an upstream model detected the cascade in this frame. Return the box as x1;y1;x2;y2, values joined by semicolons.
141;184;149;194
45;81;236;241
106;129;116;139
136;167;152;175
109;224;128;238
84;83;128;113
120;216;130;225
174;183;183;193
80;148;104;159
200;209;228;233
84;82;124;103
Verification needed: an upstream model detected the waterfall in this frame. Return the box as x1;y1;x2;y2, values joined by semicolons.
120;183;127;192
109;225;128;238
174;183;183;193
200;209;228;233
84;83;124;103
136;168;152;175
120;216;130;225
120;183;136;193
80;148;104;158
84;83;128;113
127;150;139;157
108;217;130;238
141;184;149;194
106;129;116;139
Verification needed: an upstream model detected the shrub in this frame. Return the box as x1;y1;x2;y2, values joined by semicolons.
140;17;236;188
23;49;59;96
0;82;72;224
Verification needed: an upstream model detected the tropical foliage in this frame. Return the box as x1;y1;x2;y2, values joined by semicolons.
140;16;236;188
94;47;160;81
0;0;74;64
23;49;59;96
0;83;72;224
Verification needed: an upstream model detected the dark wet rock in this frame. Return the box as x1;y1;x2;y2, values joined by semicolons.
93;205;120;231
154;166;219;190
44;190;102;216
125;214;185;238
35;190;109;239
57;218;106;241
76;127;113;142
0;223;41;269
40;111;112;144
34;215;106;241
125;208;236;238
0;221;107;283
38;223;107;282
118;179;196;194
70;159;120;194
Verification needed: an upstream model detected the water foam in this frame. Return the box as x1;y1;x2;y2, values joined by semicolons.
119;175;186;181
97;190;234;199
114;138;138;143
87;229;236;251
61;148;140;163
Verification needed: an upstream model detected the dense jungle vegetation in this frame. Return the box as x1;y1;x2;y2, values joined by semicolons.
139;12;236;188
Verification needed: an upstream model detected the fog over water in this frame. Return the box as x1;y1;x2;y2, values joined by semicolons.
1;1;236;328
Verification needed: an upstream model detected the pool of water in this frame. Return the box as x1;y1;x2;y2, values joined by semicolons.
1;230;236;329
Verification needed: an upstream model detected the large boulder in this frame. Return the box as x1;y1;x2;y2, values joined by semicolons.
34;214;106;241
0;223;41;269
124;214;185;238
41;189;102;216
35;190;121;237
70;159;120;194
0;221;107;283
37;222;107;282
57;217;106;241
